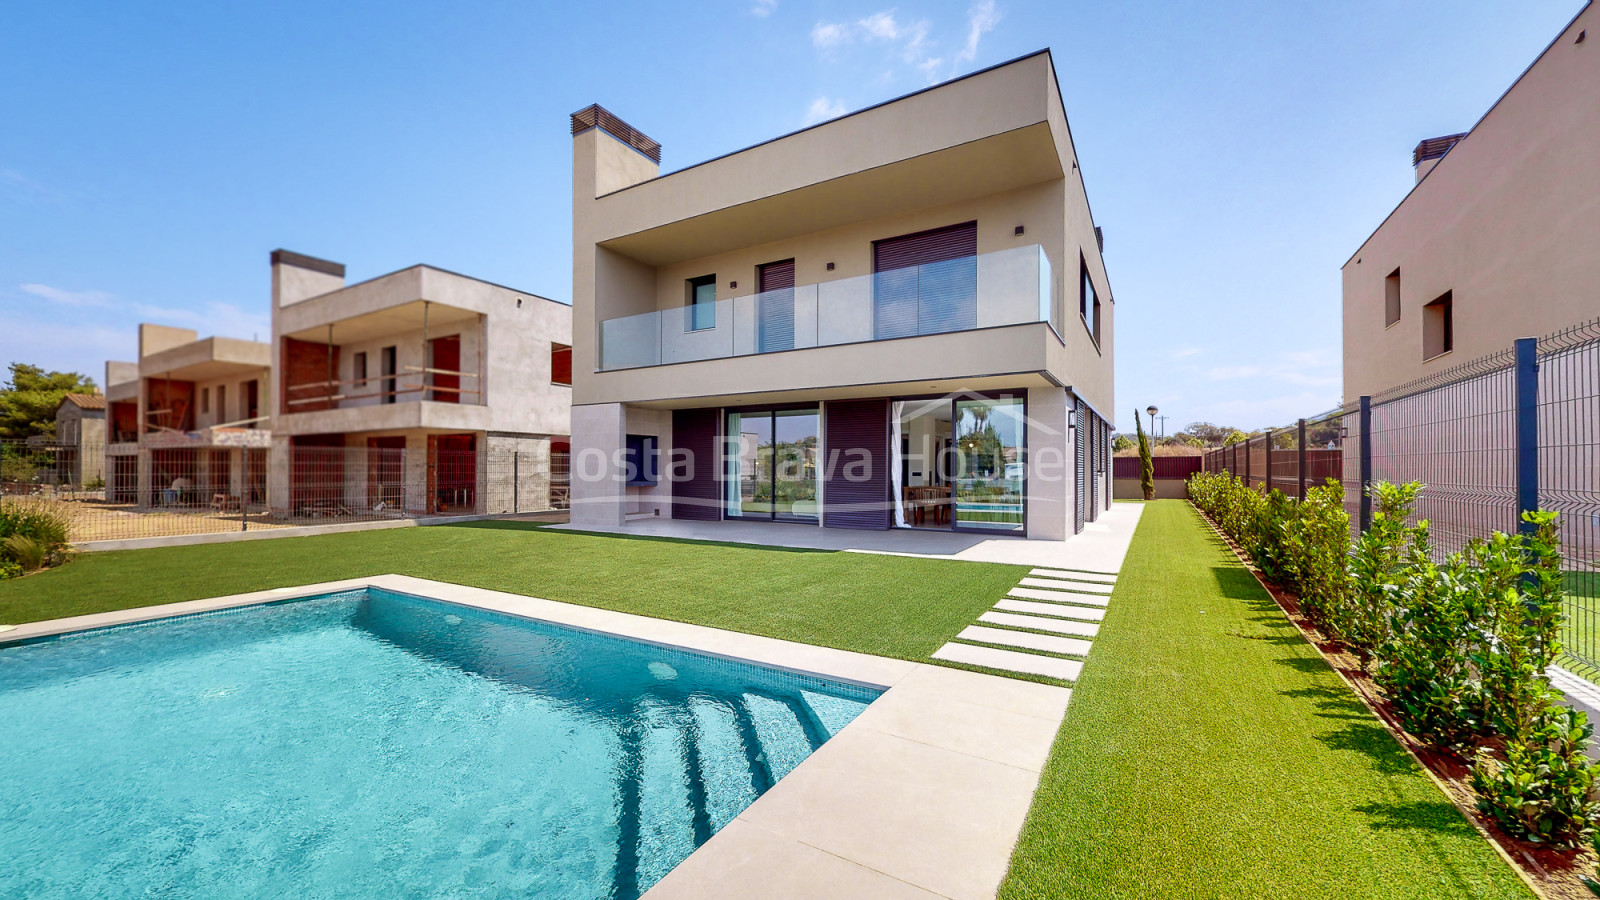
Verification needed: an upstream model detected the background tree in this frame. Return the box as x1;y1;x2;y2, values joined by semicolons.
0;364;97;440
1222;430;1250;446
1135;408;1154;501
1180;421;1239;447
1112;433;1135;454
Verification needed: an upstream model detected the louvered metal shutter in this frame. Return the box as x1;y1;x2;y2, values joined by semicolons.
872;222;977;340
1073;398;1086;535
823;399;890;529
757;260;795;353
671;408;721;521
1087;414;1099;523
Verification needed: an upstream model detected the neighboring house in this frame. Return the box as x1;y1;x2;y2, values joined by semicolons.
1342;3;1598;400
569;50;1115;539
51;393;106;487
266;250;572;518
120;323;274;509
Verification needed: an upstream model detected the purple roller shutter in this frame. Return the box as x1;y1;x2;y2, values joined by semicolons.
671;408;720;521
872;222;977;270
823;399;890;529
1074;398;1086;535
757;259;796;353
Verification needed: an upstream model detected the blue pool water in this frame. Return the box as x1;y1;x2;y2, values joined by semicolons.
0;588;879;899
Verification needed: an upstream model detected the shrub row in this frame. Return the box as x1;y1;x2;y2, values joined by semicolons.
1189;471;1599;848
0;497;74;580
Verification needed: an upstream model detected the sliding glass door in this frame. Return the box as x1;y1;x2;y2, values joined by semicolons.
953;397;1026;531
726;407;819;521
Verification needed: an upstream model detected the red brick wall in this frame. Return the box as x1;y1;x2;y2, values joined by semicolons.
281;337;341;414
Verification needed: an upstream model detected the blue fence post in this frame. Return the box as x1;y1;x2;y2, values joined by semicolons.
1514;336;1540;536
1358;395;1372;532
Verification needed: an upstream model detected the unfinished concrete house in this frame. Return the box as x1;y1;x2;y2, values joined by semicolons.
266;250;572;518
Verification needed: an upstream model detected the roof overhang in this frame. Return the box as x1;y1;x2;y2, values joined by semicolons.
283;299;479;345
598;122;1063;267
141;337;270;383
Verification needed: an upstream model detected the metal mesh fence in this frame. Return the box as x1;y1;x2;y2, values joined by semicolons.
1;440;564;544
1201;316;1600;674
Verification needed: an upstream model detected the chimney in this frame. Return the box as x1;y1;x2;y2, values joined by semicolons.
138;323;198;359
1413;133;1467;183
105;360;137;389
271;249;345;307
571;104;661;199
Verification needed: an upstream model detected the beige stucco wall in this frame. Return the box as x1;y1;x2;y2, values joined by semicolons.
572;51;1113;417
1342;4;1597;400
271;264;572;439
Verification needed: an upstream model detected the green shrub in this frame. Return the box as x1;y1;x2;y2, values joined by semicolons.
1471;703;1600;848
2;534;46;571
1282;480;1349;622
0;557;21;580
1337;481;1425;657
1375;548;1484;746
0;496;72;545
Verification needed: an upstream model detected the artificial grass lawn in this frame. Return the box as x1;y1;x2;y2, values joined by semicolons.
999;500;1533;900
0;522;1016;662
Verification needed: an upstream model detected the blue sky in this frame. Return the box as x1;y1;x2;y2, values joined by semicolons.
0;0;1584;431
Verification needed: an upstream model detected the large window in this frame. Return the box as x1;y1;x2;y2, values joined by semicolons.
953;396;1026;532
725;407;819;521
624;434;658;486
872;222;978;340
686;275;717;332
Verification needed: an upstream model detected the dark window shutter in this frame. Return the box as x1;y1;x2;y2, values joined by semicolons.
757;260;796;353
671;408;721;521
872;222;978;340
823;399;890;529
1073;398;1086;535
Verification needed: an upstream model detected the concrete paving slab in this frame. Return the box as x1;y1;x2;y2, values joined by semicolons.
847;683;1068;772
1029;567;1117;582
1017;576;1113;594
642;819;943;900
978;611;1100;643
958;625;1092;656
1009;586;1111;607
889;663;1074;721
549;502;1143;571
736;725;1046;900
990;600;1102;629
933;642;1083;681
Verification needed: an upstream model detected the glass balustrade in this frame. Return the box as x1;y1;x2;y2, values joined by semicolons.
598;244;1057;371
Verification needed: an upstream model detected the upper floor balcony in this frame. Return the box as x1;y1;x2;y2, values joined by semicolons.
598;244;1058;372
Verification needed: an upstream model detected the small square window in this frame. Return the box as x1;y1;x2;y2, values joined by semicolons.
686;275;716;332
1384;269;1401;327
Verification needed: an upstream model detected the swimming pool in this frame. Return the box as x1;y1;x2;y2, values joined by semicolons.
0;587;880;899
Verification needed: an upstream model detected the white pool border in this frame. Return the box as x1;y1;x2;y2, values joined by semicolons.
3;575;1070;900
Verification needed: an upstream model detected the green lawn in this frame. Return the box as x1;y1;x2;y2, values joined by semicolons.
998;501;1531;899
0;522;1014;662
0;505;1535;897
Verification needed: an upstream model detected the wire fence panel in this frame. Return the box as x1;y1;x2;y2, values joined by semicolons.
1;439;564;544
1200;316;1600;675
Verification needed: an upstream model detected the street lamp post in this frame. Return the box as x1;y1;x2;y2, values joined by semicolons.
1146;405;1167;438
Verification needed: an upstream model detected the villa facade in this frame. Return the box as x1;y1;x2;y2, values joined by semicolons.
568;50;1115;540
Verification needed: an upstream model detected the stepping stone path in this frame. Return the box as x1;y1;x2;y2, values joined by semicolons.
931;564;1120;684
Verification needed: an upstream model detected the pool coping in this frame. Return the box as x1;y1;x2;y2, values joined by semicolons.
3;575;1071;900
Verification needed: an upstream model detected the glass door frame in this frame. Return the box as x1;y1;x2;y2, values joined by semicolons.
723;402;821;524
891;391;1028;537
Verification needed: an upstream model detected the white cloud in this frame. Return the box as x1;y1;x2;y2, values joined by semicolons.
805;96;848;124
811;21;851;48
750;0;778;17
15;283;269;344
955;0;1000;65
20;283;113;308
1172;347;1203;360
809;4;999;83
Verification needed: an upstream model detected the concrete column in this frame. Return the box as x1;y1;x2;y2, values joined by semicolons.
135;449;153;509
406;432;429;515
268;435;292;516
570;402;627;527
1026;386;1070;541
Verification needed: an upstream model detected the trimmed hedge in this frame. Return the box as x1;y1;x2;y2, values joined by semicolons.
1189;471;1598;848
